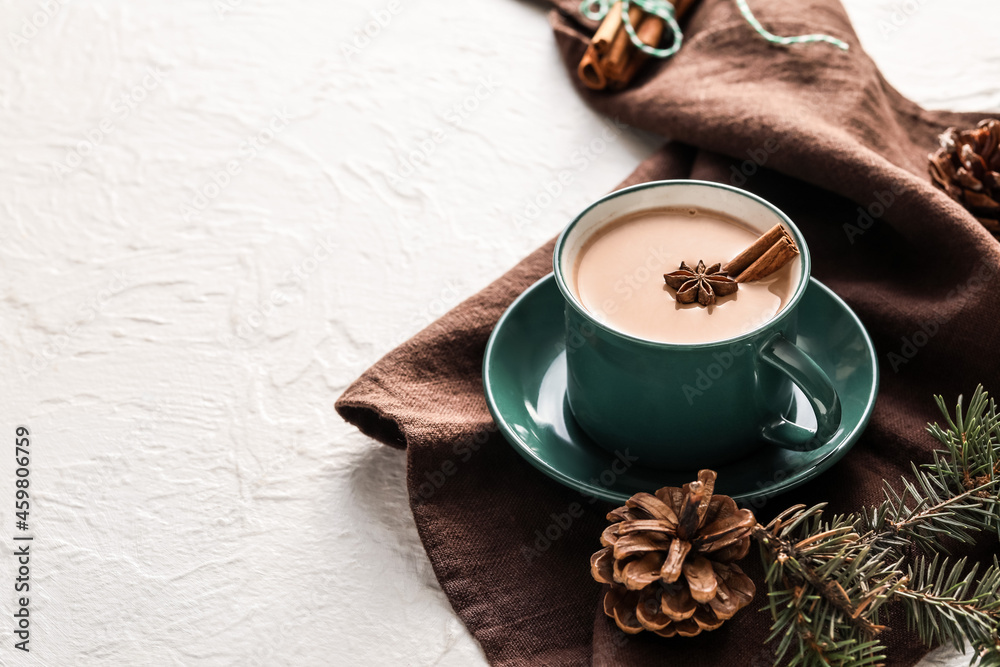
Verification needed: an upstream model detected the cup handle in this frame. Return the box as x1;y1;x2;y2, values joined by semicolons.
757;332;842;451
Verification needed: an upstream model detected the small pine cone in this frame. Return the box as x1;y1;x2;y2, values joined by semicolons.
928;119;1000;232
590;470;756;637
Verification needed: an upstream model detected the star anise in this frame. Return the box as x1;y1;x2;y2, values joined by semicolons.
663;261;738;306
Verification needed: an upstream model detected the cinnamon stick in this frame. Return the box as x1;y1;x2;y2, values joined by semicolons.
735;235;798;283
605;3;644;79
723;223;788;277
617;14;665;86
577;0;700;92
578;46;607;90
592;1;623;54
724;225;800;283
578;2;629;90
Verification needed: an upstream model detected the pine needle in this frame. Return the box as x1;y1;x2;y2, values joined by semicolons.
754;385;1000;666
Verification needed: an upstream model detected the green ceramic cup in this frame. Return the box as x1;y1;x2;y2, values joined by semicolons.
553;180;842;470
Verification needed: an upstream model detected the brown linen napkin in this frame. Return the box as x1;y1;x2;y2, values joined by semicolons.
336;0;1000;664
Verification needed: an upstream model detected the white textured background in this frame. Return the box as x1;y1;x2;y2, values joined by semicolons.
0;0;995;665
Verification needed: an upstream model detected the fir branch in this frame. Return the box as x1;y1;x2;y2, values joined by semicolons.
755;507;901;665
896;555;1000;654
754;520;888;638
753;385;1000;666
863;468;996;553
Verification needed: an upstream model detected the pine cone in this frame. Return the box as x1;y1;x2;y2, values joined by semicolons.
590;470;756;637
928;119;1000;232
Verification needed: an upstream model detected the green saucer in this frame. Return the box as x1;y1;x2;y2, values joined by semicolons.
482;274;878;505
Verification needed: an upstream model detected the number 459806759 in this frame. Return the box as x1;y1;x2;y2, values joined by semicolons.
15;426;29;526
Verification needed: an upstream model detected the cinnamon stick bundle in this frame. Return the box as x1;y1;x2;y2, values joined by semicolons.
578;0;697;91
723;223;800;283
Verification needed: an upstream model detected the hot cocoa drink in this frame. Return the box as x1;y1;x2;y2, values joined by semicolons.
572;207;799;344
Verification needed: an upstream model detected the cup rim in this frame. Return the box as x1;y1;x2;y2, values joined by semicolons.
552;179;812;349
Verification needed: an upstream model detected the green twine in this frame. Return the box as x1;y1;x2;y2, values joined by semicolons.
581;0;684;58
733;0;849;50
579;0;849;60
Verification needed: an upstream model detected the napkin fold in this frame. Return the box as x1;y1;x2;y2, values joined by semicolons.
337;0;1000;664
